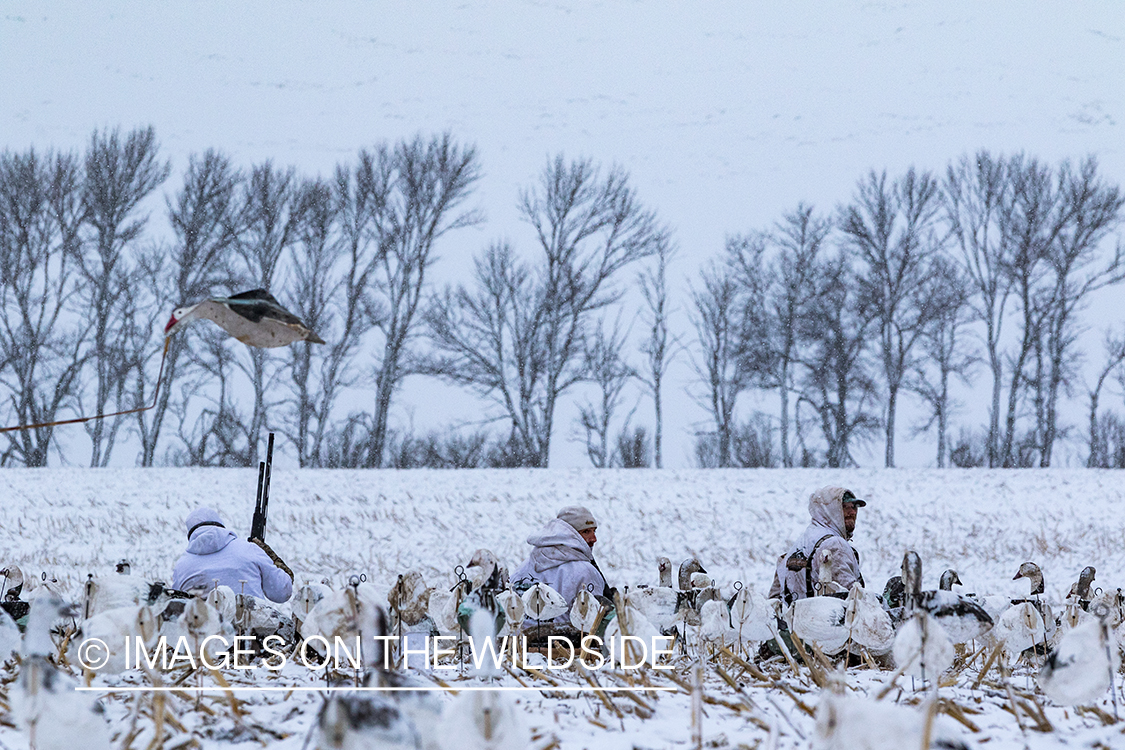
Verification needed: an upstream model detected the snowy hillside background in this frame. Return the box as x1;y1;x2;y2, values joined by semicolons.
2;2;1124;469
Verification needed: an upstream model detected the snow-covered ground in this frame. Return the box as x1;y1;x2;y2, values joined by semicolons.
1;467;1124;748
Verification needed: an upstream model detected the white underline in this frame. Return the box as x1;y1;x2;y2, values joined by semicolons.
75;685;676;693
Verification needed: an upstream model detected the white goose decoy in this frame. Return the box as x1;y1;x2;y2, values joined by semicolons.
1012;561;1055;640
1039;615;1121;706
164;288;325;347
678;557;707;591
294;580;331;633
843;585;895;656
1059;566;1098;633
0;606;20;659
521;583;567;623
1;563;25;600
729;585;781;645
388;571;433;629
604;595;663;667
436;688;530;750
699;599;737;647
465;549;505;591
496;587;525;637
989;561;1053;660
893;553;955;680
206;584;237;625
569;587;606;634
815;693;972;750
81;604;159;675
625;556;688;634
788;596;849;656
787;550;850;655
13;595;113;750
81;570;170;619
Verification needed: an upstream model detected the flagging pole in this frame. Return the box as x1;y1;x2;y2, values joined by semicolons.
0;337;171;435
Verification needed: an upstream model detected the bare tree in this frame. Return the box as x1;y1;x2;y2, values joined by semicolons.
282;177;352;466
1037;156;1124;465
616;425;651;468
766;204;831;467
943;151;1011;467
995;154;1059;467
229;161;300;465
364;133;483;468
1086;330;1125;468
78;126;169;466
796;254;880;467
840;168;943;467
134;150;242;466
427;157;665;466
909;258;976;467
690;259;752;468
636;234;677;468
0;148;89;466
576;317;635;468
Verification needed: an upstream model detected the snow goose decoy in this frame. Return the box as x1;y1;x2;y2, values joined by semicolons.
893;553;955;680
1039;613;1121;706
520;582;567;624
164;288;325;347
938;569;961;591
569;587;607;634
815;693;972;750
787;550;851;656
728;584;782;646
13;594;113;750
312;691;421;750
465;549;505;591
843;584;895;656
81;604;159;675
436;686;530;750
678;557;706;591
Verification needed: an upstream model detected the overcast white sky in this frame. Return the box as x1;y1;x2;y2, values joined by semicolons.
2;2;1123;467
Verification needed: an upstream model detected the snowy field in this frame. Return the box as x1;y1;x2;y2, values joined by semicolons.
1;467;1124;748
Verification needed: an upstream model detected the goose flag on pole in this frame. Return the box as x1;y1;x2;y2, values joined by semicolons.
164;289;325;348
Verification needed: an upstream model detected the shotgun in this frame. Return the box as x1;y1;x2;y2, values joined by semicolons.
250;432;275;541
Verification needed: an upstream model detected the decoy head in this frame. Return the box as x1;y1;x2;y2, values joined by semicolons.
901;551;923;605
1071;566;1097;600
939;569;962;591
1013;561;1045;595
678;557;706;590
164;304;199;337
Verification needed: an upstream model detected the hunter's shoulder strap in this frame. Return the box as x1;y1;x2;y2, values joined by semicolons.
805;534;834;599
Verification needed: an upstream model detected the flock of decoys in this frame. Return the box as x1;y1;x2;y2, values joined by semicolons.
2;547;1124;749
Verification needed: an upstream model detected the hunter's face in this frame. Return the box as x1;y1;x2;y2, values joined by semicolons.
842;502;858;536
579;527;597;548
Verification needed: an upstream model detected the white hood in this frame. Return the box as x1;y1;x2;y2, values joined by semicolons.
525;518;594;574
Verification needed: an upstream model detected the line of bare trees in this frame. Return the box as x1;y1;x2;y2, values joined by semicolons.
2;131;1123;468
693;151;1125;468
